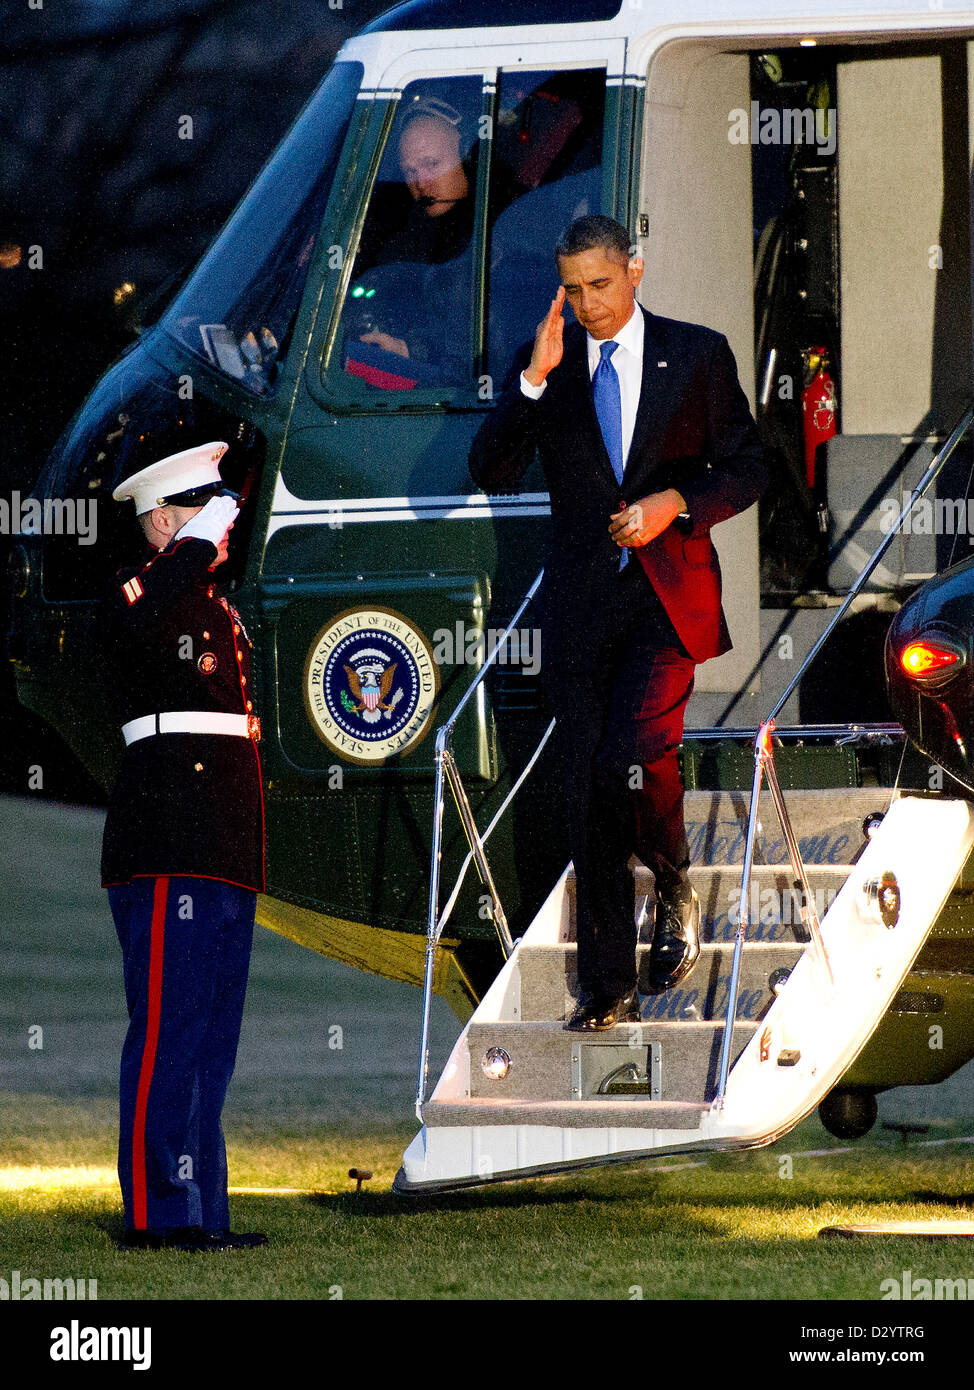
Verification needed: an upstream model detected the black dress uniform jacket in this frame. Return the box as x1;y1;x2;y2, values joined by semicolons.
469;307;768;670
100;536;265;892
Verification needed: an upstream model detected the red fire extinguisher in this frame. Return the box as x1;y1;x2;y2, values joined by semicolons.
801;346;837;492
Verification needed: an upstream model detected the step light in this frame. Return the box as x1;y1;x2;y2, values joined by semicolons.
481;1047;512;1081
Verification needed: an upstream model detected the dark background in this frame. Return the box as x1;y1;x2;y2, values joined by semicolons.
0;0;389;802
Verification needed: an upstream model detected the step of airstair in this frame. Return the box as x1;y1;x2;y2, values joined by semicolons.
681;787;888;867
564;862;851;949
420;1097;712;1130
461;1019;758;1103
402;796;974;1191
517;941;805;1023
430;799;872;1122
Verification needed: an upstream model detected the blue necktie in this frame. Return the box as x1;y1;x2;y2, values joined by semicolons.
592;340;628;569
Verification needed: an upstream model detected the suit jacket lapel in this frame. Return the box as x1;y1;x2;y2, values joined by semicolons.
558;326;619;493
623;308;672;488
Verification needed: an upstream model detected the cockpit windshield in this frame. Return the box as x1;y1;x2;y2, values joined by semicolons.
161;60;362;397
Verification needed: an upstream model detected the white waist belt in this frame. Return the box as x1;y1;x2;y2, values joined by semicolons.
122;712;253;745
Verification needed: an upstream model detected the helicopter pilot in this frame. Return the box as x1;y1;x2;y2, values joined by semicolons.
348;97;477;380
469;215;768;1032
100;442;267;1251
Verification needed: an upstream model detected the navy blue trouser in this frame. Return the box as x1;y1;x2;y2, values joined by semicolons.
108;876;255;1233
547;561;696;996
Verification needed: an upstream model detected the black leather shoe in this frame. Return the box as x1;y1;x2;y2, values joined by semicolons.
565;986;641;1031
121;1227;268;1252
120;1226;202;1251
646;883;700;994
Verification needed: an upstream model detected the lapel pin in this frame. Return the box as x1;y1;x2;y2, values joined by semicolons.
657;361;668;368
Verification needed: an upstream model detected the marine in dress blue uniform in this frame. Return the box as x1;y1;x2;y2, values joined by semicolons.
101;442;267;1252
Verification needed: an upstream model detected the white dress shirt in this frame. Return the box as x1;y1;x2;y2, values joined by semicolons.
519;303;644;470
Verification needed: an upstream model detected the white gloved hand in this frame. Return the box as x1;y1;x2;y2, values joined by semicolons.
175;494;239;546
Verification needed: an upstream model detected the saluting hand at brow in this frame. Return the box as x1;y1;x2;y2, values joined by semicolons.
524;286;566;388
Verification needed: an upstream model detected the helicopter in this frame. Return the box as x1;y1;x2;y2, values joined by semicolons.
10;0;974;1189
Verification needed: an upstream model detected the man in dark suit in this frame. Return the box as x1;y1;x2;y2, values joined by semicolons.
469;215;767;1031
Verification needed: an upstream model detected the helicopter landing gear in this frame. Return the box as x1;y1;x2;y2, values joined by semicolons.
818;1086;878;1139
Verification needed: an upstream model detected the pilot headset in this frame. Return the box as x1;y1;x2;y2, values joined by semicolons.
398;94;463;137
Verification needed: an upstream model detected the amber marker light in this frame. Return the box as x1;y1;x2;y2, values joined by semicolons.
900;640;963;679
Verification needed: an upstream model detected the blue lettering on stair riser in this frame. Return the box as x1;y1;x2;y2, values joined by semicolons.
641;978;769;1021
707;906;791;944
686;822;851;866
709;885;839;943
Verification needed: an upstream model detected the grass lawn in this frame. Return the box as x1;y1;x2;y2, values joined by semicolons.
4;1091;974;1301
3;797;974;1304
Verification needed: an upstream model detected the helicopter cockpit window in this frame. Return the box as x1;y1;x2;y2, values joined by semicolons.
486;69;606;377
337;78;483;394
160;61;362;396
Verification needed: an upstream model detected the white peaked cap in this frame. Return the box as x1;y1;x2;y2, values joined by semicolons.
113;441;230;515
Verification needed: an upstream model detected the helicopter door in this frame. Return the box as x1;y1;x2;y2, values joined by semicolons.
635;44;762;699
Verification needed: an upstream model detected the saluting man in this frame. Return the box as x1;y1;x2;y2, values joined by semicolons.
470;215;767;1032
101;441;266;1251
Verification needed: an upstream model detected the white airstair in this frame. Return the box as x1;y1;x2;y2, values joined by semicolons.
397;789;974;1191
397;420;974;1194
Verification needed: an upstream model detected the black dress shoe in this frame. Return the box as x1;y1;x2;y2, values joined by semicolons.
120;1226;268;1252
646;883;700;994
565;986;641;1031
120;1226;203;1251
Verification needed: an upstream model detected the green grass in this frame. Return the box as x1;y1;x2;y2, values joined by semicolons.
3;795;974;1300
3;1090;974;1299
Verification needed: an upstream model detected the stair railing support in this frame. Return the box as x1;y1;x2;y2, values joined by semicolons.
714;404;974;1110
415;569;545;1120
714;722;767;1106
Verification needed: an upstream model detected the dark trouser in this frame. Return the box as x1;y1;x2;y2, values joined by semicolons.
108;875;255;1233
547;562;696;997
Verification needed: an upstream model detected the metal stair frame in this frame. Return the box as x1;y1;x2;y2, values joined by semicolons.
715;404;974;1107
416;405;974;1136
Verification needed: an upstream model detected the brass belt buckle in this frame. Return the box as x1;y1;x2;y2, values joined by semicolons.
247;713;261;742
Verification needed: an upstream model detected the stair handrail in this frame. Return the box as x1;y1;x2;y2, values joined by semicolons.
416;568;547;1116
713;403;974;1108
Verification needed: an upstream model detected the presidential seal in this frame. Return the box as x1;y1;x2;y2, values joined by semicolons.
304;606;440;763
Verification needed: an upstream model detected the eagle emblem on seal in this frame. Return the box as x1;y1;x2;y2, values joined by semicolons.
305;607;439;762
343;660;400;723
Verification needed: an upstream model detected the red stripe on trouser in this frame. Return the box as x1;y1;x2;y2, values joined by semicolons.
132;876;169;1230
